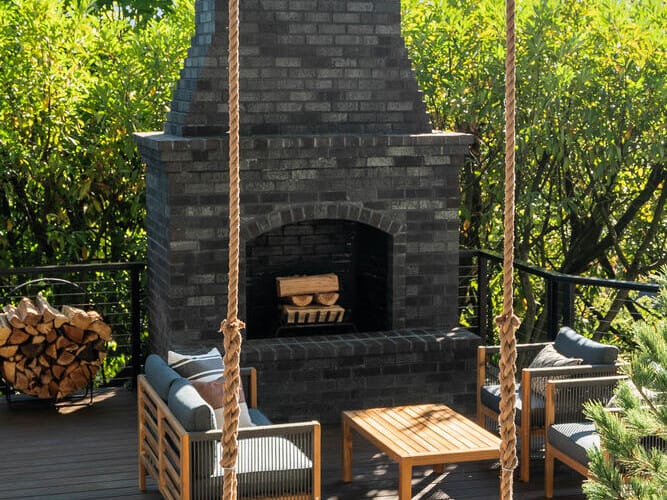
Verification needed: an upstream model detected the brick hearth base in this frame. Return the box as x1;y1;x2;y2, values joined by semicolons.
239;327;480;424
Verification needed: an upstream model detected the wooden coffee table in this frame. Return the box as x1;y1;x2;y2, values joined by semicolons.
342;403;501;499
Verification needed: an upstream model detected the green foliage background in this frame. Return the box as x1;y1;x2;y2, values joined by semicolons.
402;0;666;278
0;0;194;267
402;0;666;341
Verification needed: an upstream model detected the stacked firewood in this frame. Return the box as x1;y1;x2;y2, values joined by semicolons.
276;273;345;324
0;294;111;399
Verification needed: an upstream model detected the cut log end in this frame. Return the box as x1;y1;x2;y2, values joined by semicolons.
287;294;314;307
314;292;339;306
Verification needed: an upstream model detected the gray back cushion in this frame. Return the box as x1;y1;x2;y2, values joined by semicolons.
145;354;182;401
167;378;215;432
554;327;618;365
480;384;546;426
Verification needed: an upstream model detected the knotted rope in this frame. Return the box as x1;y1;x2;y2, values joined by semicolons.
496;0;521;498
220;0;243;497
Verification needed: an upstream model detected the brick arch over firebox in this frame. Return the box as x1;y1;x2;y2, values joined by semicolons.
240;203;407;339
240;203;406;241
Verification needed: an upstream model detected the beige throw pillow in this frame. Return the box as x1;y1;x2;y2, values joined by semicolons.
528;344;583;397
191;376;255;429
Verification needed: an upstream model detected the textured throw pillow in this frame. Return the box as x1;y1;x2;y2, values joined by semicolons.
167;347;224;382
191;376;255;429
528;344;583;397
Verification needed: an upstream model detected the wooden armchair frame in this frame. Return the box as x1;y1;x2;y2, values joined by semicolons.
544;375;626;498
138;366;322;500
477;343;618;482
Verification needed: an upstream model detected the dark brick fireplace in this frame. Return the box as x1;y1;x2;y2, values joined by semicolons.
135;0;478;422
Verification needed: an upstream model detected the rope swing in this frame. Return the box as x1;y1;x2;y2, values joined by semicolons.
216;0;520;498
496;0;521;498
219;0;244;497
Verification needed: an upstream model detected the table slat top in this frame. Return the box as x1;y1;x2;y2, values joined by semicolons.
343;403;501;463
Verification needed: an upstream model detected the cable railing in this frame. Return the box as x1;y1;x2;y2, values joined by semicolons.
459;249;660;347
0;253;660;396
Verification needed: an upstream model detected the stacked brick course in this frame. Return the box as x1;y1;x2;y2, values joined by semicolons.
166;0;431;136
241;327;480;423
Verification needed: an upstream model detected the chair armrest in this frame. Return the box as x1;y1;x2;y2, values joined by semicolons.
522;363;619;397
478;342;553;387
523;363;619;380
479;342;552;356
188;421;321;460
239;420;320;439
240;366;258;408
544;375;627;427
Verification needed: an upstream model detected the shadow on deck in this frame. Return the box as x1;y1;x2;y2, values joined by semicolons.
0;388;585;499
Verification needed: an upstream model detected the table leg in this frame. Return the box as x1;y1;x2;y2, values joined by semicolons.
398;461;412;500
342;415;352;482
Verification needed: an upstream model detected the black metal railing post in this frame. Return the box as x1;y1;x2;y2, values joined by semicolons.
130;264;142;390
461;251;660;344
478;254;489;343
562;281;575;328
546;278;560;340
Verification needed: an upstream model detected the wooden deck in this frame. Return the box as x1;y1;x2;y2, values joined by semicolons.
0;388;585;499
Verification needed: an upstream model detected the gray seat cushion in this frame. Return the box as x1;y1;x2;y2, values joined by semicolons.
480;384;546;426
555;327;618;365
193;436;313;499
237;436;313;495
167;378;215;432
548;421;599;466
145;354;182;401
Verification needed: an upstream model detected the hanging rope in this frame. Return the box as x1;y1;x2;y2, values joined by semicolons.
220;0;244;498
496;0;521;498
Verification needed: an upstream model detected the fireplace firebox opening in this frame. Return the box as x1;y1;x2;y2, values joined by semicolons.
245;219;391;339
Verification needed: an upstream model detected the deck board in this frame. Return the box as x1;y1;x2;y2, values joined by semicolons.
0;388;585;499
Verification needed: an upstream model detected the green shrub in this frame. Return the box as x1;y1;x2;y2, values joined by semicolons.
0;0;194;266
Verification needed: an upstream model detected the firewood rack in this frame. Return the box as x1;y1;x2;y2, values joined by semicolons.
1;278;97;408
274;308;358;337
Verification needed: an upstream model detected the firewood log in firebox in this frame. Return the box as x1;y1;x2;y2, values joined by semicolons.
275;274;347;325
276;273;339;296
276;273;341;308
0;295;110;400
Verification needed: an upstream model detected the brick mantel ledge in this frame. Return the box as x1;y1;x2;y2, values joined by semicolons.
241;327;479;363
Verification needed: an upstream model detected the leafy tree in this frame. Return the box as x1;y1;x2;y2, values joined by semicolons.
0;0;193;266
583;268;667;498
402;0;667;342
89;0;176;25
